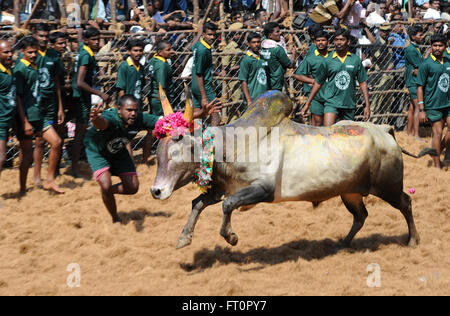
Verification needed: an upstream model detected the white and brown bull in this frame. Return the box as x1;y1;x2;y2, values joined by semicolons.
151;91;435;249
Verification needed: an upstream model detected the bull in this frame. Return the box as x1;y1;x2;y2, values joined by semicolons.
151;91;435;249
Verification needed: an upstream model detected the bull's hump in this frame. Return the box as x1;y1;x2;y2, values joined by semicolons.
229;91;293;128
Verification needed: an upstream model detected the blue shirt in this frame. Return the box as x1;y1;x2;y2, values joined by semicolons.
152;12;165;24
389;32;408;69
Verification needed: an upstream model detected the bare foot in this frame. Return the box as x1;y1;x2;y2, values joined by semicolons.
43;181;65;194
34;178;43;188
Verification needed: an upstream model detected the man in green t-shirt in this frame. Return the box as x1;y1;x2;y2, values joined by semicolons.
0;40;14;178
14;37;63;195
417;34;450;169
192;22;221;126
32;23;65;192
148;40;175;117
117;39;145;107
405;25;425;139
85;95;160;223
117;39;152;163
301;28;370;126
72;27;109;178
238;32;268;112
261;22;297;92
294;30;329;126
49;31;69;177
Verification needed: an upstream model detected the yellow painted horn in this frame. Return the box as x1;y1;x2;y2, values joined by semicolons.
184;83;194;124
159;83;173;116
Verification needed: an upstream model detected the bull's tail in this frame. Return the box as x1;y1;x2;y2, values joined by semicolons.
380;125;438;158
401;147;438;158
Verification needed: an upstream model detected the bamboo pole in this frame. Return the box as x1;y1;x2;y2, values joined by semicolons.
14;0;20;27
201;0;217;25
58;0;67;19
193;0;199;25
219;1;227;120
23;0;44;29
110;0;117;24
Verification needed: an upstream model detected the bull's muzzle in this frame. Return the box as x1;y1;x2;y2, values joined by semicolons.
150;186;162;199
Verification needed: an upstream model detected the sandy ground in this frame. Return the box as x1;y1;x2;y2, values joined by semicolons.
0;132;449;296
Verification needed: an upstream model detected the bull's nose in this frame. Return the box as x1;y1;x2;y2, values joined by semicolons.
150;187;161;199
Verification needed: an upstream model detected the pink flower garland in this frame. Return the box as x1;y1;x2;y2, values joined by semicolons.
154;112;190;139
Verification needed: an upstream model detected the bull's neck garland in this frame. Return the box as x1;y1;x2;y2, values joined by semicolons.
154;113;214;193
194;127;214;194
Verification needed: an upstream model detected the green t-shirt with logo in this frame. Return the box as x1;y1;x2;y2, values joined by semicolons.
192;40;215;100
295;49;329;97
147;55;174;103
36;48;61;99
13;59;41;122
417;55;450;110
261;44;291;91
315;51;368;109
0;64;16;126
84;107;159;158
117;57;145;105
238;52;269;103
404;42;423;89
72;43;98;100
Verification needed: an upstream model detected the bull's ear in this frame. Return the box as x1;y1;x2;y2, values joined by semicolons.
159;83;174;116
184;83;194;128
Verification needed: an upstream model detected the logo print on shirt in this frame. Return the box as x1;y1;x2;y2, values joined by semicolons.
438;73;449;93
335;70;351;90
107;137;129;154
257;68;267;86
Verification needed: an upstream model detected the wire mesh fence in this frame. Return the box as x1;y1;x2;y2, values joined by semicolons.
0;24;438;163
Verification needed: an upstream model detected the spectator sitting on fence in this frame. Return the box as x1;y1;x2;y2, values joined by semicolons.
0;0;14;24
221;22;244;116
305;0;356;27
415;0;431;10
423;0;442;20
162;0;188;16
243;12;255;28
441;1;450;20
389;13;408;70
367;23;396;125
365;2;387;26
231;10;244;25
254;9;269;29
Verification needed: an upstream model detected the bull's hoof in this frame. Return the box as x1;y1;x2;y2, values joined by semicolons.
224;233;239;246
176;235;192;249
407;237;420;248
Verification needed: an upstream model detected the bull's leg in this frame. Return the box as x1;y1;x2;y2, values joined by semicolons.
383;192;420;247
340;193;368;247
220;183;274;246
176;193;221;249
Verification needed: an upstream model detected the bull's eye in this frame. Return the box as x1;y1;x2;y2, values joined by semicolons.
171;150;181;160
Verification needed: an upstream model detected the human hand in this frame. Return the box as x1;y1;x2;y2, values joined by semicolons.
206;98;222;116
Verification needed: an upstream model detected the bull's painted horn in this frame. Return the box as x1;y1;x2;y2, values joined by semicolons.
159;83;173;116
184;82;194;124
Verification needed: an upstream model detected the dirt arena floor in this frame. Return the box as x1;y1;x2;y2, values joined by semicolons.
0;132;448;296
